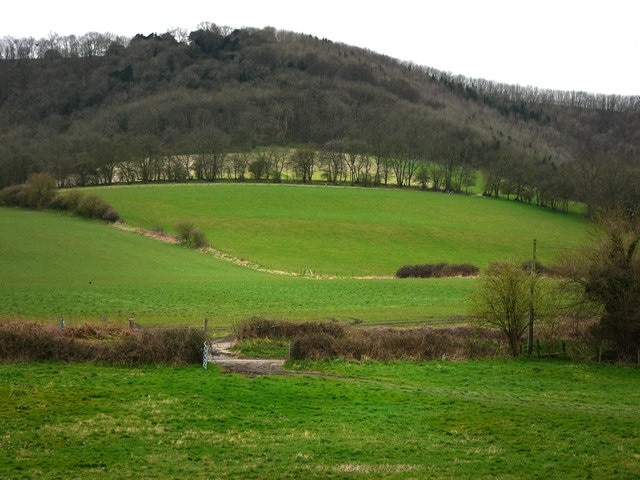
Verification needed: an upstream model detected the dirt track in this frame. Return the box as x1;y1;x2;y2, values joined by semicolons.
208;338;289;375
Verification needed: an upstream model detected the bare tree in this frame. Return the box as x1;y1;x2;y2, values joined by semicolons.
320;141;345;185
470;260;541;357
291;148;315;183
229;151;251;181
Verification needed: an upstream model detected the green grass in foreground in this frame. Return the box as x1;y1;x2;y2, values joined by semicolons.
0;208;473;325
91;183;594;276
0;360;638;479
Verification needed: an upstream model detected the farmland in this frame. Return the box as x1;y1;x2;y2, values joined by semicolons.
91;183;593;277
2;185;638;480
1;184;593;327
0;206;474;326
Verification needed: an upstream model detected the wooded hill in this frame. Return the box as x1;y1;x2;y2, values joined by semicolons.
1;24;638;214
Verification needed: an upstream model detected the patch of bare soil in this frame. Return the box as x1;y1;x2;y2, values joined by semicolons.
208;338;289;375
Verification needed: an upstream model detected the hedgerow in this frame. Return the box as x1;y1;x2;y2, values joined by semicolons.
0;321;206;365
234;316;346;340
234;317;601;362
0;174;120;222
395;263;479;278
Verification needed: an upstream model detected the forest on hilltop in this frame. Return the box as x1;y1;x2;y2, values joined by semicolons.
1;23;639;215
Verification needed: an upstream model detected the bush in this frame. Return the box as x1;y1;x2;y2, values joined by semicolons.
175;221;196;242
24;173;57;209
187;228;209;248
233;318;504;361
49;190;84;211
0;174;57;209
289;331;341;360
233;316;346;340
0;184;27;207
50;191;120;222
520;260;554;276
175;221;209;248
396;263;479;278
76;194;108;218
101;206;120;222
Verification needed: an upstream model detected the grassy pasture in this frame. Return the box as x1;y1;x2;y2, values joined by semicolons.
90;183;594;277
0;208;474;326
1;360;638;479
1;184;594;326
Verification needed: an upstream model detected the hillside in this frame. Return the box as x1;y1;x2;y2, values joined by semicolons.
0;184;593;323
1;25;639;213
91;183;592;276
0;206;476;324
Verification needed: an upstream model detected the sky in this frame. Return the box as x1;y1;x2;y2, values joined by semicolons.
2;0;638;96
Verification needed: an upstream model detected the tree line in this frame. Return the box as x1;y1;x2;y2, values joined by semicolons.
0;23;638;216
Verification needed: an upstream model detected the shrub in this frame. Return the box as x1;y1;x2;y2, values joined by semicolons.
289;331;341;360
175;221;209;248
187;228;209;248
395;263;479;278
76;194;107;218
49;190;84;211
0;174;57;209
46;189;121;222
175;221;196;242
520;260;554;276
233;316;345;340
0;184;27;207
24;173;57;209
101;206;120;223
439;263;479;277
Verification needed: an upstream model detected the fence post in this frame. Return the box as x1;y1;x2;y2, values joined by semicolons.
60;315;65;331
203;318;208;333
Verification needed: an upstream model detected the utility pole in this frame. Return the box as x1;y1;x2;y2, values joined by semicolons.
527;239;537;355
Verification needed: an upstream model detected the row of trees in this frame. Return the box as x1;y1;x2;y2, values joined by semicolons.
0;32;128;60
5;125;635;217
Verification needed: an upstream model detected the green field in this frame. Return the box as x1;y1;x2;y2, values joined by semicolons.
90;184;593;276
1;360;638;479
0;208;474;326
2;184;594;326
2;186;635;480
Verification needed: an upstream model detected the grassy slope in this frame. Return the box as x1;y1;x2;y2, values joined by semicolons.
0;208;474;325
1;360;638;479
2;184;594;325
91;183;594;276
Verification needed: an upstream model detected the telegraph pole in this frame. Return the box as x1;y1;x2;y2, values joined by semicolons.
527;239;537;355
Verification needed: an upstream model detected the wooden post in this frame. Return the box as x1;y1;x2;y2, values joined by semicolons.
527;239;537;356
203;318;208;333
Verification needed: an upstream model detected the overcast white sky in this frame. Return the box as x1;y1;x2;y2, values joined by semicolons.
2;0;638;96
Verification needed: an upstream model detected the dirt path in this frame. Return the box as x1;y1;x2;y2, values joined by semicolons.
114;222;394;280
208;337;289;375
